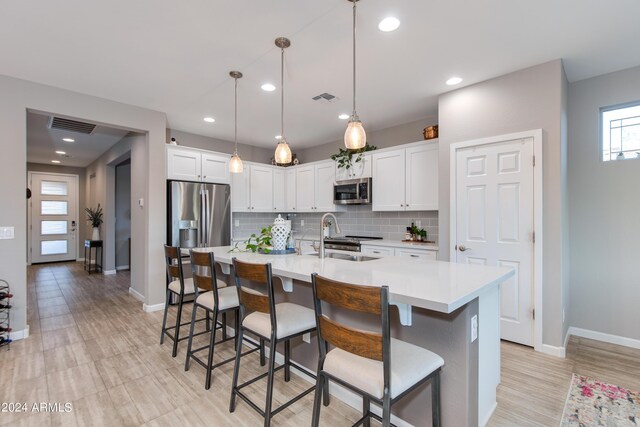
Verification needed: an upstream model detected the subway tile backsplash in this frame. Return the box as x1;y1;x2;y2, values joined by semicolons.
232;206;438;243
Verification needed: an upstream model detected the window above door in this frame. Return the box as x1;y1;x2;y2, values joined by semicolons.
601;102;640;161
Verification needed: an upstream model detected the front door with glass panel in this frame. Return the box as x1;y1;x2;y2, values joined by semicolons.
29;173;78;263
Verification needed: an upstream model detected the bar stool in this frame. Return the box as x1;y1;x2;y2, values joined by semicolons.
185;249;250;390
310;273;444;427
160;245;210;357
229;258;317;427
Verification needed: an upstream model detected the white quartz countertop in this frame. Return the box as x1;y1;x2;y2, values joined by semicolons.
360;239;439;251
202;246;513;314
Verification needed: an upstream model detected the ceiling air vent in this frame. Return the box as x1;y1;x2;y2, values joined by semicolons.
47;116;97;134
312;92;339;104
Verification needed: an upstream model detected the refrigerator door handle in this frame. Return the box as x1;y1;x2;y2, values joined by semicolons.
204;189;211;247
199;187;205;247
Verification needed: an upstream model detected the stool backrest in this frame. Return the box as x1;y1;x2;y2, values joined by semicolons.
232;258;275;317
189;250;220;300
311;273;390;363
164;245;184;289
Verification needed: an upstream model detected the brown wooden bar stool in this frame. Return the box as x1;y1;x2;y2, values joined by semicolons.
229;258;317;427
185;250;260;389
160;245;211;357
310;273;444;427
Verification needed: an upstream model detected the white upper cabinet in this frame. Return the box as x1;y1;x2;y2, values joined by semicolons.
295;165;316;211
315;161;337;211
295;161;342;213
167;146;230;184
285;168;296;212
372;141;439;212
249;165;274;212
231;167;250;212
335;153;372;181
273;168;286;212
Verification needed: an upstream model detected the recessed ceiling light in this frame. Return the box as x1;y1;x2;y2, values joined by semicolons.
51;160;61;164
338;114;350;120
55;151;66;155
446;77;463;86
262;83;276;92
275;135;282;140
203;117;215;123
62;138;75;142
378;17;400;32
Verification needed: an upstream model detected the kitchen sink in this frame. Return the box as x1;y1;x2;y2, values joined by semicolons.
315;252;378;262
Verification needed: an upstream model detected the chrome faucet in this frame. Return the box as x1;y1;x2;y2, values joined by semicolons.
319;213;342;259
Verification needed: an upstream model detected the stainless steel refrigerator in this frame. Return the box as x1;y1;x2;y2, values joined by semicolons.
167;180;231;248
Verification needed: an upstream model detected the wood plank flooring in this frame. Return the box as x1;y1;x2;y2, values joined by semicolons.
2;261;640;426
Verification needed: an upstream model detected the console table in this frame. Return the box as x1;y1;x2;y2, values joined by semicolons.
84;240;103;274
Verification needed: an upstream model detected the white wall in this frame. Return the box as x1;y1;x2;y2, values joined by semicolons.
168;129;273;164
0;74;166;335
568;65;640;340
115;162;131;269
438;60;569;347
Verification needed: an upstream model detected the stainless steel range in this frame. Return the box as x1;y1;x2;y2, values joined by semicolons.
323;235;383;252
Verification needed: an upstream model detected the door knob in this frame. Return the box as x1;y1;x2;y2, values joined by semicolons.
458;245;470;252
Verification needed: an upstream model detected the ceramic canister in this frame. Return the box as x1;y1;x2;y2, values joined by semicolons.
271;215;290;251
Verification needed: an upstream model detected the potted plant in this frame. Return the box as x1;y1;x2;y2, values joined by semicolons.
85;204;103;240
330;143;377;172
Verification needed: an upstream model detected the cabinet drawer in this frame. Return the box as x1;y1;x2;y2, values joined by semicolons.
395;248;437;261
361;246;395;257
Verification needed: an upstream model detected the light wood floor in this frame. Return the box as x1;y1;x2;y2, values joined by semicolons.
2;262;640;426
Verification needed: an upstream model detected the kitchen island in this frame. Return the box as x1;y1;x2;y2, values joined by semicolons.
203;246;514;427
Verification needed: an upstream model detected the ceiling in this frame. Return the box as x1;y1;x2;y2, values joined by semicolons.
27;112;130;167
3;1;640;150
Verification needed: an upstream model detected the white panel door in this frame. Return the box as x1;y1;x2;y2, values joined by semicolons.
372;150;405;211
314;161;336;212
249;165;273;212
30;173;78;263
202;152;230;184
285;168;297;212
296;165;315;212
231;167;250;212
405;144;439;211
273;168;286;212
167;146;201;181
455;138;534;346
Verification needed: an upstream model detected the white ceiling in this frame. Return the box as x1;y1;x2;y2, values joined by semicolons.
3;1;640;150
27;112;130;167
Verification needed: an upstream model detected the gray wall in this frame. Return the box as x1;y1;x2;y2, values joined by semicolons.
168;128;273;164
115;161;131;269
568;65;640;340
0;74;166;335
296;116;438;163
26;163;88;258
438;60;569;347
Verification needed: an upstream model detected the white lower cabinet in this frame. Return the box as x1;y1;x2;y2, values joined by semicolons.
361;246;395;257
361;243;438;260
396;248;437;261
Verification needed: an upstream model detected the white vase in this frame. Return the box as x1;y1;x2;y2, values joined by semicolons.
92;227;100;241
271;215;290;251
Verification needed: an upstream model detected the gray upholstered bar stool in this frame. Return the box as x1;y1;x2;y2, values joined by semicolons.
311;273;444;427
161;245;211;357
229;258;317;427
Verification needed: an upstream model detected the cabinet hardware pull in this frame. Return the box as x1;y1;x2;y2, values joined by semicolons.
410;254;419;258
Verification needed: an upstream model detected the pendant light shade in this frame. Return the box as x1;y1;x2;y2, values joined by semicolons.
229;70;244;173
345;0;366;150
274;37;293;165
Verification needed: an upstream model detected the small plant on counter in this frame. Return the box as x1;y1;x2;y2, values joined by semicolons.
229;226;274;254
85;204;104;228
330;143;377;171
410;225;427;241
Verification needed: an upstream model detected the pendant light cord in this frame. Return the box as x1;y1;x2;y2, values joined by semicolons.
280;46;285;139
352;0;357;117
234;76;238;155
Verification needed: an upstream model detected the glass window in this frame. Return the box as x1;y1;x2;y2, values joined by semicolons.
41;201;68;215
41;180;68;196
41;240;68;255
41;221;67;235
601;102;640;161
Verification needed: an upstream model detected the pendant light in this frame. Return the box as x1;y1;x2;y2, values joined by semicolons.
344;0;366;150
274;37;293;165
229;71;244;173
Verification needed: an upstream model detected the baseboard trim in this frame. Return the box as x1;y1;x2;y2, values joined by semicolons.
128;287;145;302
143;302;165;312
480;402;498;427
76;257;85;262
116;265;130;271
568;326;640;350
540;344;566;358
9;326;29;341
103;269;117;275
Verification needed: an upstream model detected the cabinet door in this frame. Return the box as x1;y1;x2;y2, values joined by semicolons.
315;161;336;212
296;165;315;212
334;153;372;181
361;245;395;257
167;147;201;181
285;168;297;212
273;168;286;212
405;144;439;211
395;248;437;261
250;165;273;212
372;150;406;211
231;167;250;212
202;152;230;184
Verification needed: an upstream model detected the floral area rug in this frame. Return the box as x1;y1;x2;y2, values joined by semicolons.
561;374;640;426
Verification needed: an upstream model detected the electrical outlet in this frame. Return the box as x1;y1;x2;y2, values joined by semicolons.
471;315;478;342
0;227;14;239
303;333;311;344
416;220;422;228
301;220;305;227
234;219;240;227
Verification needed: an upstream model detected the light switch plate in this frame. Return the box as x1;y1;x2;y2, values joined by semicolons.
471;315;478;342
301;220;305;226
234;219;240;227
0;227;15;240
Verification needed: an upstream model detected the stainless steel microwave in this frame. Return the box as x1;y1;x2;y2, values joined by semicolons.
333;178;372;205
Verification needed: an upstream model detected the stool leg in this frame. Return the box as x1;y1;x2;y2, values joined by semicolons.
363;396;371;427
204;309;219;390
184;303;199;371
160;289;171;345
381;390;391;427
172;293;183;357
284;339;291;382
233;309;240;350
264;339;277;427
205;310;211;332
432;371;441;427
259;338;266;366
229;327;244;413
222;312;228;340
323;341;330;406
311;372;324;427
